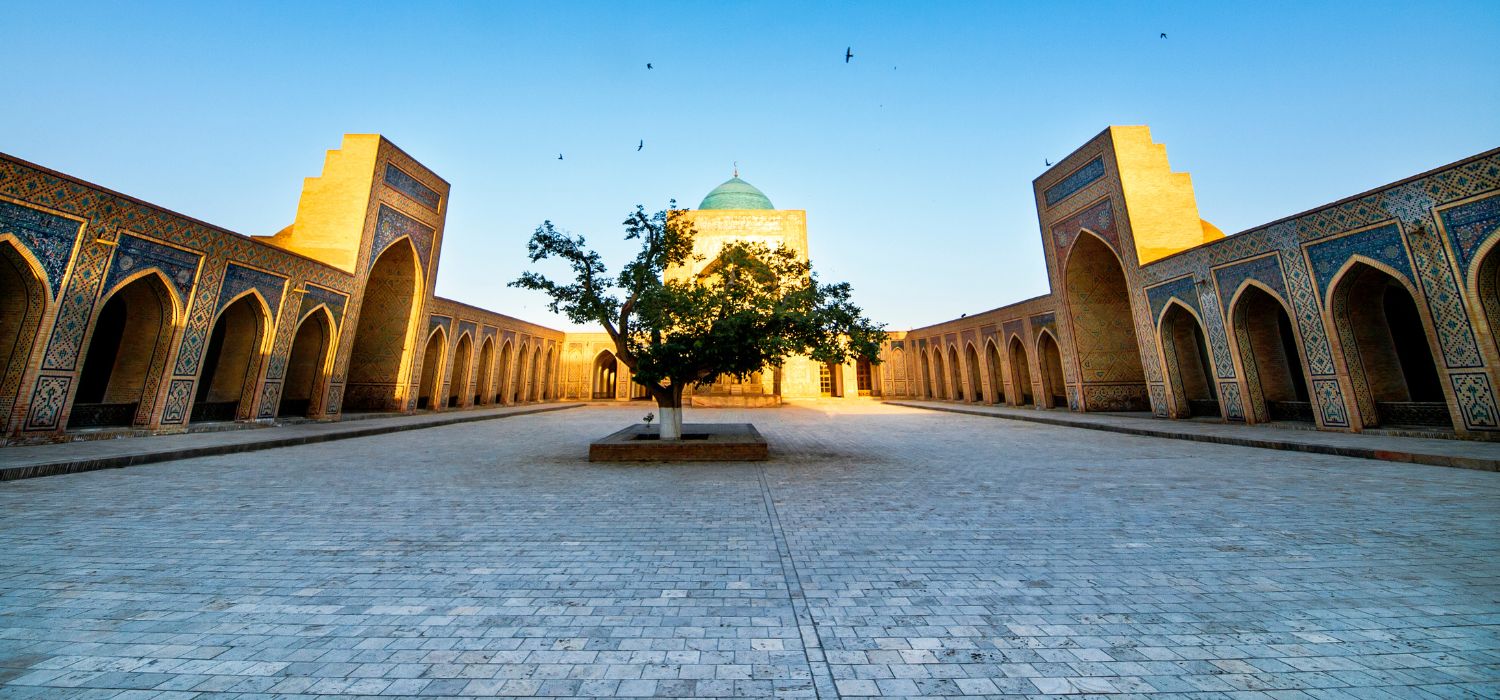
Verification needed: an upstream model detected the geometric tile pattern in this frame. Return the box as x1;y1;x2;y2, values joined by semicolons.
39;236;115;371
1146;275;1199;322
1218;380;1244;420
102;233;200;305
1438;193;1500;275
372;204;435;272
1050;198;1117;255
1212;253;1287;322
298;283;348;325
160;378;194;425
457;320;477;343
22;375;70;431
1312;378;1350;428
1451;371;1499;430
215;263;287;318
0;198;83;297
1043;156;1105;207
429;314;451;336
1305;223;1413;298
384;164;442;211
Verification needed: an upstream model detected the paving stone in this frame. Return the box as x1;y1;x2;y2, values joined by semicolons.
1;402;1497;698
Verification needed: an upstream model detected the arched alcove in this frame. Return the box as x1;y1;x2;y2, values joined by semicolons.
417;327;445;410
985;340;1003;404
1330;261;1448;428
1007;336;1033;406
192;294;270;423
1158;301;1219;418
345;240;419;412
1065;232;1146;410
593;350;618;399
280;308;334;418
448;333;472;408
72;272;178;428
0;240;48;431
475;337;495;405
1230;284;1310;422
1038;331;1067;409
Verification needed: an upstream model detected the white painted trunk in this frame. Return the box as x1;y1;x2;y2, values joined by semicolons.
658;406;683;440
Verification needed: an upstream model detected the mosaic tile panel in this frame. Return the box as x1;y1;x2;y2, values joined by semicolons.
23;375;70;430
299;284;348;325
1029;313;1056;337
102;234;200;304
1219;381;1244;420
1148;383;1168;417
40;237;114;371
1305;223;1413;298
384;164;441;211
1146;276;1200;322
258;381;281;419
1050;198;1117;254
1312;378;1350;428
326;383;343;415
1044;157;1105;207
1001;319;1025;343
1213;254;1288;321
160;378;194;425
371;204;435;272
457;320;477;342
1450;372;1499;430
0;198;83;296
1402;216;1484;370
429;315;451;336
216;263;287;317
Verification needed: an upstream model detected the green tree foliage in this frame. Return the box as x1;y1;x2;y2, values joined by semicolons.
512;203;886;436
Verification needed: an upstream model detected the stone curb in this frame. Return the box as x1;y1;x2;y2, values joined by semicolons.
0;404;580;482
888;401;1499;472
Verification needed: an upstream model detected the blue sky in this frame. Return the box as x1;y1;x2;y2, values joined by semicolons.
5;1;1497;330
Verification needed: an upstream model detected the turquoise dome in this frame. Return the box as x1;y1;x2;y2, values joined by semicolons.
698;177;774;210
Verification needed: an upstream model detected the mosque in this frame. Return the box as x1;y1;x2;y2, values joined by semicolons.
1;126;1497;443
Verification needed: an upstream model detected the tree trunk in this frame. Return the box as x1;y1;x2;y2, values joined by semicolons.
654;383;685;440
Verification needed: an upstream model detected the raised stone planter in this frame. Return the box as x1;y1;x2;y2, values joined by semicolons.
589;423;768;462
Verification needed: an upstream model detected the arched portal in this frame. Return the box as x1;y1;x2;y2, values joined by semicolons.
0;241;48;431
416;327;445;410
1473;242;1500;362
964;344;982;403
1158;302;1218;422
985;340;1003;404
280;308;333;418
476;337;495;405
1038;331;1067;408
1158;302;1219;418
496;340;513;404
1064;232;1146;410
346;240;419;412
448;333;472;408
593;350;618;399
1007;336;1033;406
192;294;270;423
1330;261;1448;428
72;273;178;428
1231;285;1310;422
537;347;553;401
947;346;963;400
920;351;933;398
514;345;530;403
527;347;542;402
930;350;947;400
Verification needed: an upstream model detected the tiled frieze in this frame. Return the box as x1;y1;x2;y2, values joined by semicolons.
1043;157;1105;207
372;204;435;271
383;164;442;211
0;198;84;296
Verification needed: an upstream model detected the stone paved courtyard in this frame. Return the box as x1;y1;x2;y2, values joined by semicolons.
1;402;1497;699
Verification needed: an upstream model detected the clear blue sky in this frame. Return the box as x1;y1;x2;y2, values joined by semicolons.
5;1;1497;331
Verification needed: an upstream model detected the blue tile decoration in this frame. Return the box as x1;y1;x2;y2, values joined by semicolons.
371;204;435;272
1305;223;1414;298
384;164;441;211
1212;254;1288;321
216;263;286;317
1051;198;1118;253
23;375;70;430
1029;313;1056;337
458;321;477;342
160;378;194;425
1002;319;1025;343
429;314;451;336
1219;381;1244;420
299;284;348;325
1045;157;1105;207
0;199;83;297
102;234;200;306
1146;276;1200;322
1312;378;1349;427
1451;372;1499;430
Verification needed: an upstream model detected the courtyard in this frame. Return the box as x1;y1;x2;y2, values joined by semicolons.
1;402;1497;698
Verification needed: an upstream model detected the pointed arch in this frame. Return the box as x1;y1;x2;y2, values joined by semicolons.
946;345;963;401
930;347;947;400
1156;298;1220;419
0;238;51;432
1226;280;1311;423
71;269;182;428
1006;334;1033;406
497;339;514;404
593;349;619;399
448;330;473;408
1035;329;1067;409
192;289;274;423
1464;230;1500;366
964;342;982;403
346;237;422;412
1325;256;1449;429
984;338;1004;404
417;325;447;410
476;335;495;405
1064;228;1146;410
281;305;336;418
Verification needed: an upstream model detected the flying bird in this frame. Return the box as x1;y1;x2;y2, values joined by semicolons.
1045;158;1052;166
845;47;853;63
557;153;563;161
646;62;653;69
1160;32;1167;39
637;140;644;151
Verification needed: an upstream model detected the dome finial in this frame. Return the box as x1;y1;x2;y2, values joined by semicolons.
733;161;738;178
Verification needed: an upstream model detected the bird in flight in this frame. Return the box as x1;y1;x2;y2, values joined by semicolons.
1045;158;1052;166
1160;32;1167;39
845;47;853;63
637;140;644;152
557;153;563;161
646;62;653;69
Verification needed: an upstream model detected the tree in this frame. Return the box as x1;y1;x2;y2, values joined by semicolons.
512;203;886;439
